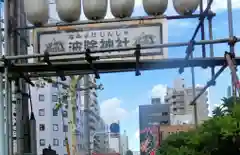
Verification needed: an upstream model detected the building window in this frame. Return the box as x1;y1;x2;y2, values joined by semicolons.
39;94;45;101
62;111;68;117
63;139;67;146
39;124;45;131
52;83;58;88
53;124;59;131
162;112;169;116
63;125;68;132
52;95;58;102
64;104;68;109
39;109;45;116
53;109;58;116
39;139;45;146
53;138;59;146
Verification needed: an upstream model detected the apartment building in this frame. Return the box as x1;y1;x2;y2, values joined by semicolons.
164;78;209;125
31;77;85;155
95;118;109;153
80;75;107;154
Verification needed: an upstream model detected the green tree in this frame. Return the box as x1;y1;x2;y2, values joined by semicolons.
212;106;224;117
157;96;240;155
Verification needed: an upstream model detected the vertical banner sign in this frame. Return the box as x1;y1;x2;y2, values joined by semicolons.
12;100;17;154
35;18;168;62
140;126;159;155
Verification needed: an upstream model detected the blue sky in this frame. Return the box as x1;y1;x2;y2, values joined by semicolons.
95;1;240;152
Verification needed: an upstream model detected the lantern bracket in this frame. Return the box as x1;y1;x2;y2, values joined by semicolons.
43;51;66;81
2;55;34;86
85;48;100;79
134;44;141;76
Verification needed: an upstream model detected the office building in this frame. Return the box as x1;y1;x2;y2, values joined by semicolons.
95;118;109;153
139;104;170;130
165;78;209;125
31;77;85;155
151;97;161;105
120;130;129;155
227;85;232;97
108;130;129;155
139;104;170;155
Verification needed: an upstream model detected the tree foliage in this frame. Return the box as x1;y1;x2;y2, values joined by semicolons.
157;96;240;155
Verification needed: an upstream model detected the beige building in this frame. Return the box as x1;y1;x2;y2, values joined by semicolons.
160;124;194;140
164;78;209;125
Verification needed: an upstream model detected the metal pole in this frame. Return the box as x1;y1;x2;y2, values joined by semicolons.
190;66;226;105
0;3;5;155
84;75;91;155
8;13;215;31
4;0;10;154
0;37;237;61
190;53;198;128
227;0;236;98
199;0;206;58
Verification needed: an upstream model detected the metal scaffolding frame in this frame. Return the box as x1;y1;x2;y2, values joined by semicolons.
0;0;239;155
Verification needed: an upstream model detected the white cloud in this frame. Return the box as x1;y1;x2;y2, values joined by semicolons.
151;84;167;102
202;0;240;12
100;97;128;124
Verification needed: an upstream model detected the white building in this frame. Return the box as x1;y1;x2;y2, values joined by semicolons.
95;118;109;153
31;75;92;155
120;130;129;155
80;75;101;154
108;130;129;155
165;78;209;125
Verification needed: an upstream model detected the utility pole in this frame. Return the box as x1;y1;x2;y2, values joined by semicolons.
84;75;91;155
0;2;5;155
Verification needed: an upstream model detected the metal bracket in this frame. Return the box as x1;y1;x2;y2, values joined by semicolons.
85;49;100;79
2;55;34;86
228;36;238;47
134;44;141;76
43;51;66;81
179;40;195;74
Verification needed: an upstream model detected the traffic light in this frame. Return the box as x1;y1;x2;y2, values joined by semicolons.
43;145;57;155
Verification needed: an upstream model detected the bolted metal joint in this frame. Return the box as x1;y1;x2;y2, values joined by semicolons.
228;36;238;47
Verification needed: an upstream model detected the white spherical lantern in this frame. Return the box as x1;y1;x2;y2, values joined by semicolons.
56;0;81;23
83;0;108;20
143;0;168;16
172;0;200;15
24;0;49;26
110;0;135;18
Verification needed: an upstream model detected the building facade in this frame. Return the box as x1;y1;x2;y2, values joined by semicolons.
159;124;194;140
139;104;170;155
31;77;85;155
120;130;129;155
165;78;209;125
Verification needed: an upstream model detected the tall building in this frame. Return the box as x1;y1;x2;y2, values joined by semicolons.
165;78;209;125
139;104;170;155
31;77;85;155
81;75;102;154
108;129;129;155
96;118;109;153
120;130;129;155
151;97;161;105
227;85;232;97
